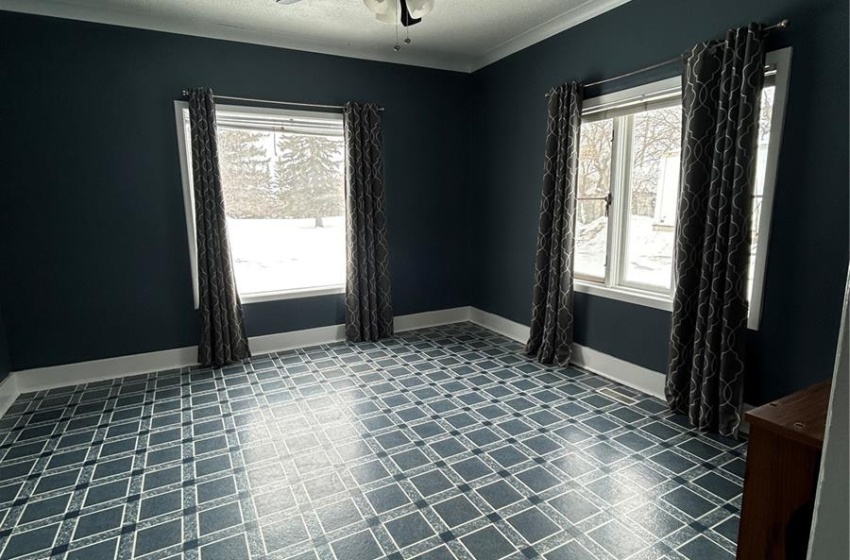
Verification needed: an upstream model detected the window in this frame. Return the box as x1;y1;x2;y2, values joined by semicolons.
574;47;792;330
175;103;346;305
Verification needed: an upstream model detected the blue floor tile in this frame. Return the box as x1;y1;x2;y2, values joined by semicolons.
66;537;118;560
627;503;685;538
330;529;383;560
432;495;480;528
133;519;182;557
663;487;716;519
385;511;436;549
0;323;745;560
317;498;363;533
588;520;647;558
366;483;410;514
198;501;242;536
476;479;524;510
73;504;124;539
548;491;599;523
507;507;561;544
139;489;182;520
18;494;70;524
262;515;309;553
679;535;735;559
199;534;250;560
461;526;515;560
544;540;596;560
1;523;59;559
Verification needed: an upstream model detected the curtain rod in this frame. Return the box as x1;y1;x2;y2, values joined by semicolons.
547;18;789;94
180;91;385;112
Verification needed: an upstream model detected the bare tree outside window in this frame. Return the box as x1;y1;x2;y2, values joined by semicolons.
623;105;682;289
575;119;613;280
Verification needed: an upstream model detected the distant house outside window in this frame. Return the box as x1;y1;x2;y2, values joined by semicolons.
573;47;792;330
175;103;346;305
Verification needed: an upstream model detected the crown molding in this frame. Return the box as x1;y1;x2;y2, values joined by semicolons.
2;0;632;73
468;0;633;72
0;0;469;73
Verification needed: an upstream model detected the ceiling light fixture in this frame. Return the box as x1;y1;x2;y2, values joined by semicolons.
276;0;434;52
363;0;435;51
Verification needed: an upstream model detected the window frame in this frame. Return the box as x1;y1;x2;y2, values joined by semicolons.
174;101;347;308
573;47;792;330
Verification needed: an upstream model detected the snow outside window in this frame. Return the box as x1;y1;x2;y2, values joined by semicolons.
573;47;791;330
175;103;346;305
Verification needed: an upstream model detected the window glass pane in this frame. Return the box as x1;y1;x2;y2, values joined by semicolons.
575;199;608;280
217;125;346;295
747;84;776;301
623;106;682;290
575;119;613;281
577;119;613;198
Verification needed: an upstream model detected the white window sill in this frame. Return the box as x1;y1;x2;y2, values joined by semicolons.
240;285;345;304
574;281;674;312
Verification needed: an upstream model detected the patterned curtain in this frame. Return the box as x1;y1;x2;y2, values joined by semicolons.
343;102;393;342
526;82;583;366
187;87;251;367
666;25;766;437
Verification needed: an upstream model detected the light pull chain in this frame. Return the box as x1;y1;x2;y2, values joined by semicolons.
393;1;401;52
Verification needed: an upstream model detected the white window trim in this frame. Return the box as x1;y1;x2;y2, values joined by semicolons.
174;101;346;309
574;281;674;312
174;101;199;309
574;47;792;330
240;285;346;304
576;76;681;311
748;47;792;330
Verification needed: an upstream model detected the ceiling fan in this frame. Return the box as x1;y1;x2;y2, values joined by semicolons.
276;0;435;50
362;0;434;27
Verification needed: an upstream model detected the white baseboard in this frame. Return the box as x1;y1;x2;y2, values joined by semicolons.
250;307;474;356
0;374;18;419
395;306;472;332
15;346;199;394
571;344;665;400
467;307;666;400
469;307;530;342
249;324;346;356
740;404;755;435
5;305;670;418
10;307;472;396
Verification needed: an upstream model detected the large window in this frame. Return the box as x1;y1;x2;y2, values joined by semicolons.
176;104;346;305
574;48;791;329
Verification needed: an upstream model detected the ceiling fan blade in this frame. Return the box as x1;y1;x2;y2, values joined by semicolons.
399;0;422;27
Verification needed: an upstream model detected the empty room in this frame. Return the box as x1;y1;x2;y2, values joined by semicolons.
0;0;847;559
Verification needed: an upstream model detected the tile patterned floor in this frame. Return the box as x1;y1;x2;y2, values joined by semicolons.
0;323;747;560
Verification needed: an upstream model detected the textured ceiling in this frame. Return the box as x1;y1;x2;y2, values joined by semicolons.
3;0;632;71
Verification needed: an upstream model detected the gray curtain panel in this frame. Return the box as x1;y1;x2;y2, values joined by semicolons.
666;25;766;437
187;87;251;367
526;82;583;366
343;102;393;342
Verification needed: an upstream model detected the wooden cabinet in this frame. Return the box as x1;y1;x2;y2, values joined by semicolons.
736;381;831;559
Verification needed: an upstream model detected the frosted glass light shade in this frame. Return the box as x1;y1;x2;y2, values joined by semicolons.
363;0;394;15
367;0;434;23
375;9;397;24
406;0;434;18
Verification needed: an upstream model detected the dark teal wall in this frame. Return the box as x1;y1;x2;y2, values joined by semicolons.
0;306;9;383
2;1;847;405
470;0;849;404
0;12;472;370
